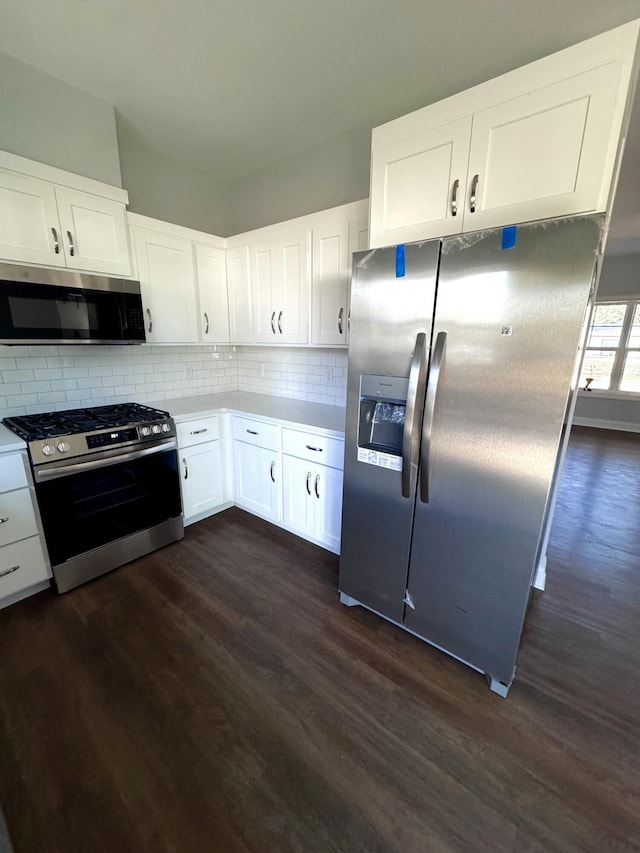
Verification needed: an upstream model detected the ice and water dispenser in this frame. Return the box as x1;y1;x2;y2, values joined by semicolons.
357;375;409;467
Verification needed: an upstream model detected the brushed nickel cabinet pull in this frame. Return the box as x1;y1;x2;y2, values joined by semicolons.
271;311;276;334
0;517;9;524
204;312;209;334
146;308;153;333
469;174;479;213
270;461;276;483
0;564;20;578
306;471;312;495
451;179;459;216
183;458;188;480
338;307;344;334
51;227;60;254
314;474;320;499
67;230;76;256
277;310;283;334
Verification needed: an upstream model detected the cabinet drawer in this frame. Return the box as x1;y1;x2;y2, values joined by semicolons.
0;453;28;494
177;416;220;447
282;428;344;469
0;536;49;600
231;416;280;451
0;488;38;547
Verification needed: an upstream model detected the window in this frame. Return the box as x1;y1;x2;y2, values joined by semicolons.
580;301;640;393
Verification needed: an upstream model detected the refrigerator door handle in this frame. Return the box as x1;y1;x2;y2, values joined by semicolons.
420;330;447;504
401;332;428;498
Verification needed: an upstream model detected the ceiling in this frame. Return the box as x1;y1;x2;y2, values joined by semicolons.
2;0;640;184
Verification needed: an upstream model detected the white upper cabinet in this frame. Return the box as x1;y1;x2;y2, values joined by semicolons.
226;245;253;343
251;228;310;344
132;228;199;343
311;220;350;346
370;117;472;246
369;21;639;247
0;171;66;267
0;153;132;276
55;187;131;277
465;62;623;230
194;243;230;343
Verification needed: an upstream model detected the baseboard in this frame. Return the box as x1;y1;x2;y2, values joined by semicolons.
572;416;640;434
0;579;51;610
184;501;234;527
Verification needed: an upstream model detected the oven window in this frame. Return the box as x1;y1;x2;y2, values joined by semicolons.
35;449;182;565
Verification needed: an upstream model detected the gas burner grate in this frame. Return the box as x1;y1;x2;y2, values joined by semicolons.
3;402;171;442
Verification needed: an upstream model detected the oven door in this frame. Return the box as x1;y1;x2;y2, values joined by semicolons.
33;440;182;567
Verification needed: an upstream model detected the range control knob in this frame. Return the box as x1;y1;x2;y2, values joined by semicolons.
57;441;71;453
161;423;171;433
41;443;55;456
151;424;162;435
139;426;152;437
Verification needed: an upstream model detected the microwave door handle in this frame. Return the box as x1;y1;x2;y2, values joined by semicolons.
401;332;428;499
34;439;177;483
420;331;447;504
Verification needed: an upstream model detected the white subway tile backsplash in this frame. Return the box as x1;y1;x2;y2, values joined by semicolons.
0;343;346;419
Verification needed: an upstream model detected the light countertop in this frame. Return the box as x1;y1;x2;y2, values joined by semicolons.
0;423;27;453
160;392;346;437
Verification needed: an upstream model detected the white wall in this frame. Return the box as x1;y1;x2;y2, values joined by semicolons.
0;52;122;187
0;345;347;418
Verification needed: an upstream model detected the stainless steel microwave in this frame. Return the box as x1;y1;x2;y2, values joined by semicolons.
0;263;146;345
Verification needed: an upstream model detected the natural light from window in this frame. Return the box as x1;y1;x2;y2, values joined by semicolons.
580;301;640;393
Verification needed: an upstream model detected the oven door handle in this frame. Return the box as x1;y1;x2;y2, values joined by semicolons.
34;439;177;483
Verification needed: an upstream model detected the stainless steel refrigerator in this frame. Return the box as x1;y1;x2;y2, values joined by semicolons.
339;215;603;696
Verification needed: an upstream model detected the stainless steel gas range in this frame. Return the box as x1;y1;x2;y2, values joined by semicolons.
3;403;184;592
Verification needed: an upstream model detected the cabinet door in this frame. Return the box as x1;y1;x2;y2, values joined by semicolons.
465;62;623;230
312;221;350;346
0;171;65;267
346;216;369;345
194;243;230;343
232;441;280;522
251;241;279;343
282;455;315;539
55;187;131;276
132;228;198;343
314;464;343;554
181;441;225;521
227;245;253;343
369;116;472;248
277;229;310;344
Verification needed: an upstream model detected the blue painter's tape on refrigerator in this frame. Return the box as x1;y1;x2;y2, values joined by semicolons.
501;226;517;250
396;245;406;277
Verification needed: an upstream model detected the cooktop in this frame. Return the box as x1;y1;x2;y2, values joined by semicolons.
3;402;171;442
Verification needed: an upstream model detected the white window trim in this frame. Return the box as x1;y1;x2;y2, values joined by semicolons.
581;299;640;397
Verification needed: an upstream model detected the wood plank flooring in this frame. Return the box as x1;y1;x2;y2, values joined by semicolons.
1;426;639;852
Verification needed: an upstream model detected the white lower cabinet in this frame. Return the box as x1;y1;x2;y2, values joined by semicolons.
0;450;51;609
281;428;344;553
177;416;231;525
231;416;281;522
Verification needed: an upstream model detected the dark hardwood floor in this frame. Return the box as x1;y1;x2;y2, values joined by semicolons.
1;426;639;852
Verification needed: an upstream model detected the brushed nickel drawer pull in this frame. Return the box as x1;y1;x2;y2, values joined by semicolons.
190;428;208;435
0;564;20;578
246;429;258;435
305;445;322;452
0;517;9;524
